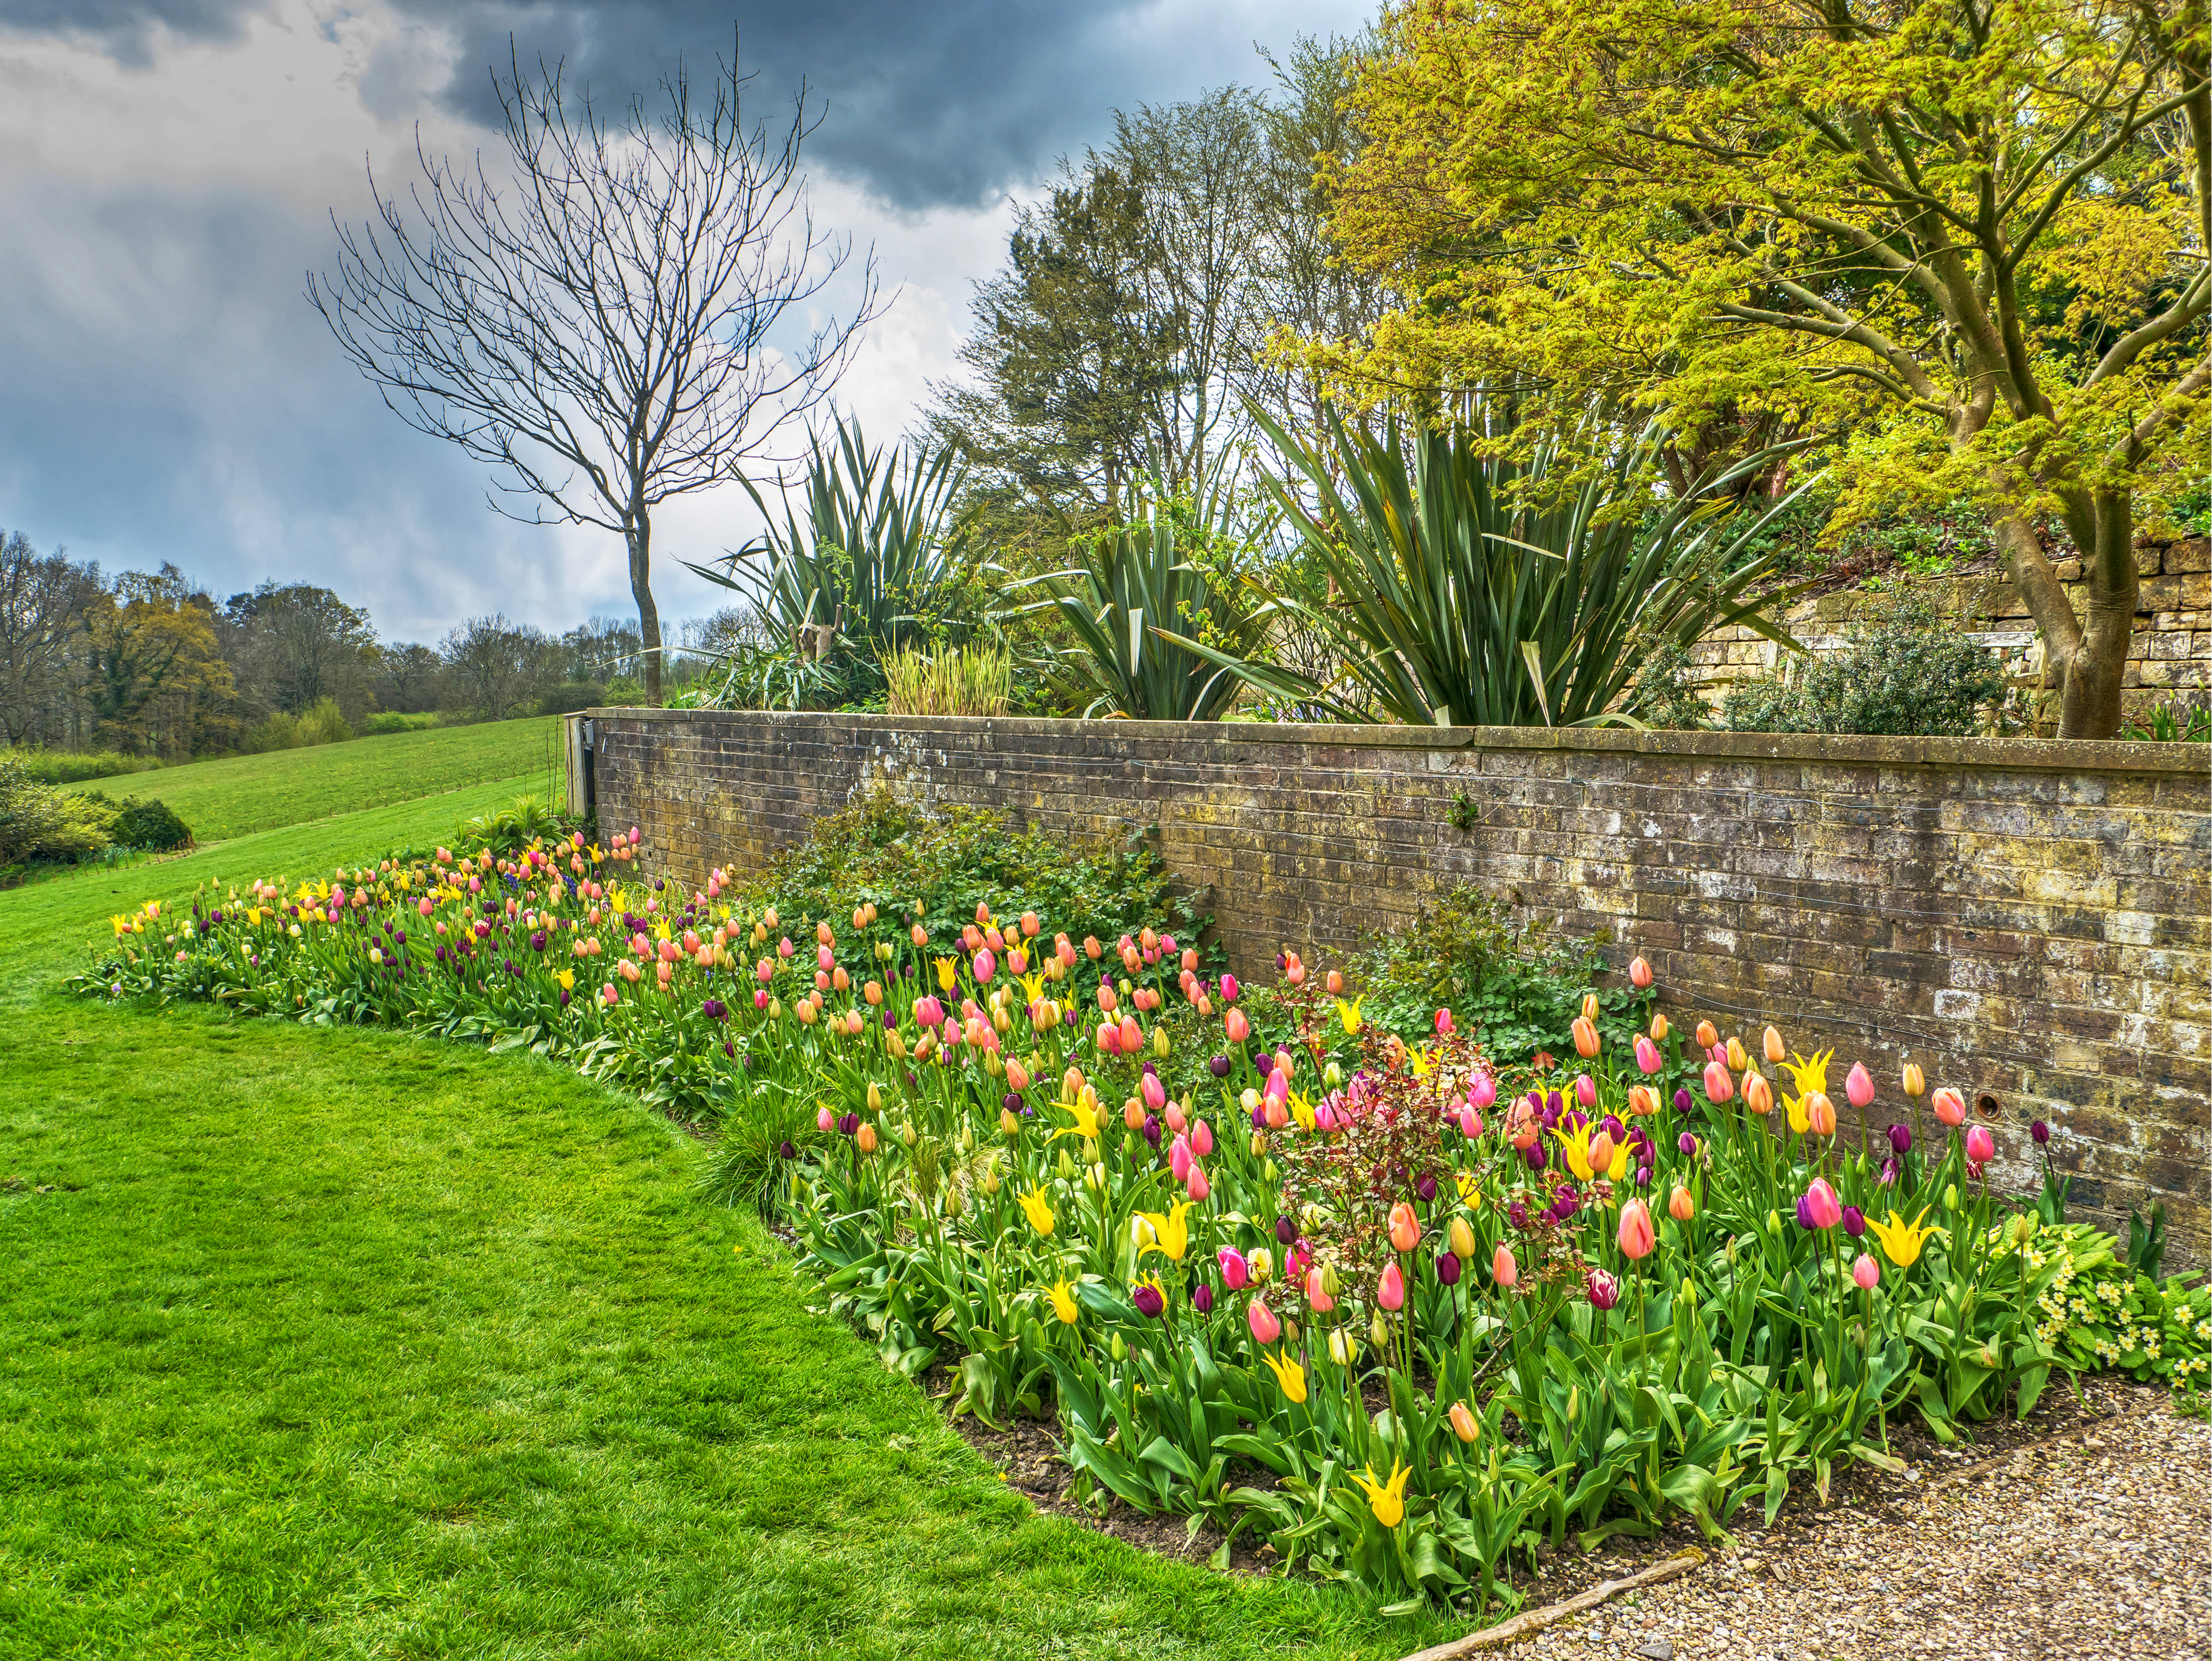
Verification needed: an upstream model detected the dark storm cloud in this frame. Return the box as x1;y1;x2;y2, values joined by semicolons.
2;0;1190;208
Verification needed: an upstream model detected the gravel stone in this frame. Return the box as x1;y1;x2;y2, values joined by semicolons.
1503;1383;2207;1660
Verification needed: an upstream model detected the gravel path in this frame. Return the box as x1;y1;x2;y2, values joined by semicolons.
1498;1384;2208;1661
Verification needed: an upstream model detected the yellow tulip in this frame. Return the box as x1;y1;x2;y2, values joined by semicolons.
1017;1184;1055;1237
1335;996;1364;1035
1051;1095;1102;1142
1867;1206;1938;1269
1047;1278;1080;1325
1352;1459;1412;1528
1136;1200;1193;1262
933;955;958;993
1260;1349;1308;1404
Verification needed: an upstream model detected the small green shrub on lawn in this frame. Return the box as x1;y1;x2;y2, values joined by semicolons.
0;746;162;783
363;709;444;735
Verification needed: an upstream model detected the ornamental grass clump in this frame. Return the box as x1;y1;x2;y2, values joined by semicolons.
80;841;2210;1620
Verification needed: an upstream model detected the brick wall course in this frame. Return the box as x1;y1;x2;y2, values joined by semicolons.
589;710;2210;1264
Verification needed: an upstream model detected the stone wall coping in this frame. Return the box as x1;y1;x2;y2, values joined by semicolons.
588;706;2209;778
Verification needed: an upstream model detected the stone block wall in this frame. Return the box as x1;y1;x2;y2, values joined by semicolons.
1690;535;2211;732
588;711;2211;1262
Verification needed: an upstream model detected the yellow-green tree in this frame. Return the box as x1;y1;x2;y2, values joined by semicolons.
1323;0;2208;738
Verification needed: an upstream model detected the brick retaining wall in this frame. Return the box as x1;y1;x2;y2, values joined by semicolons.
587;710;2211;1262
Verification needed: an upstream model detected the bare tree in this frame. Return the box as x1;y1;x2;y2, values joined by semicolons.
0;532;102;749
441;614;550;721
311;41;879;705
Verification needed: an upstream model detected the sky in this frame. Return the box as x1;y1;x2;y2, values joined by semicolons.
0;0;1369;643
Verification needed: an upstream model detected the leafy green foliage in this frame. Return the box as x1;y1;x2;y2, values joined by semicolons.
1228;406;1811;727
105;796;192;851
884;642;1014;717
2120;697;2212;743
0;747;163;784
0;761;118;868
1723;596;2012;736
361;709;446;734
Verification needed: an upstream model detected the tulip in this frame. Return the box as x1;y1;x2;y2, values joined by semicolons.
1492;1243;1519;1288
1305;1266;1336;1313
1841;1205;1866;1237
1626;1085;1659;1117
1853;1253;1881;1289
1764;1025;1786;1064
1694;1019;1718;1050
1587;1269;1620;1311
973;947;997;983
1448;1400;1480;1443
1804;1178;1844;1230
1804;1091;1837;1137
1575;1072;1598;1107
1378;1261;1406;1310
1744;1072;1773;1116
1618;1197;1657;1259
1218;1247;1250;1290
1629;955;1652;989
1648;1012;1670;1042
1447;1215;1477;1259
1571;1016;1600;1058
1186;1163;1211;1201
855;1123;878;1154
1224;1007;1250;1044
1901;1060;1926;1097
1470;1071;1496;1108
1668;1183;1695;1222
1635;1035;1663;1075
1965;1124;1995;1165
1434;1007;1455;1035
1388;1201;1421;1252
1726;1035;1749;1073
817;1106;835;1133
1580;991;1599;1022
1248;1297;1281;1346
1131;1282;1165;1319
1141;1071;1167;1112
1932;1087;1966;1127
1259;1348;1306;1403
1845;1062;1875;1108
1703;1060;1736;1103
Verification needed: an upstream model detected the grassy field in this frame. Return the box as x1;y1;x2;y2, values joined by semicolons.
0;762;1439;1658
93;716;567;842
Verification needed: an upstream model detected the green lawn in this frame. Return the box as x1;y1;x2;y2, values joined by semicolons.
104;716;566;842
0;777;1439;1658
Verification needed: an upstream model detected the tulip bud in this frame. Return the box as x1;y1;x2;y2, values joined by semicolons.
1805;1091;1837;1137
1635;1035;1663;1075
1725;1035;1749;1073
1326;968;1343;995
1845;1062;1874;1109
1572;1016;1600;1059
1853;1253;1880;1289
1763;1025;1786;1064
1648;1012;1669;1043
1448;1216;1477;1258
1703;1060;1735;1104
1618;1197;1657;1259
1377;1261;1405;1311
1744;1071;1772;1116
1492;1243;1519;1288
1629;955;1652;990
1933;1087;1966;1127
1669;1183;1695;1222
1694;1019;1718;1050
1000;1108;1020;1137
1965;1124;1995;1165
1901;1060;1926;1097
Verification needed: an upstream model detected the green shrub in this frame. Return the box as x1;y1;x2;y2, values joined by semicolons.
1623;640;1712;729
603;674;645;706
0;748;162;784
362;710;444;735
1723;595;2012;736
0;762;118;868
455;794;575;857
109;796;193;852
300;698;355;745
536;681;606;716
247;711;305;752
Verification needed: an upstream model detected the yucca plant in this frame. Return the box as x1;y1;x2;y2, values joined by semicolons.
686;415;983;664
1008;486;1274;721
884;642;1014;718
1204;406;1813;727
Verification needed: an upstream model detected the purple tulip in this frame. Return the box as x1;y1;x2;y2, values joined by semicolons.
1795;1195;1816;1230
1635;1163;1653;1188
1209;1054;1232;1078
1142;1116;1162;1148
1191;1283;1215;1315
838;1112;860;1137
1416;1172;1438;1203
1546;1090;1564;1112
778;1140;797;1160
1587;1269;1620;1311
1507;1199;1530;1231
881;1010;898;1029
1880;1155;1898;1186
1003;1091;1025;1113
1842;1205;1866;1237
1276;1215;1297;1245
1525;1141;1549;1171
1251;1103;1267;1130
1673;1088;1693;1114
1888;1123;1912;1155
1600;1114;1624;1139
1132;1284;1165;1319
2031;1119;2051;1146
1678;1131;1698;1156
1437;1251;1463;1286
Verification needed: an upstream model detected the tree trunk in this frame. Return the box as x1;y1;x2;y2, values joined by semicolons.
2057;490;2138;741
627;512;662;707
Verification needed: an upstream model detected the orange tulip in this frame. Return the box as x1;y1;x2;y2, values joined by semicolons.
1804;1091;1837;1136
1764;1025;1786;1065
1617;1198;1656;1260
1668;1184;1696;1222
1491;1244;1519;1288
1581;992;1600;1023
1648;1012;1670;1042
1932;1086;1966;1127
1448;1399;1480;1443
1744;1072;1773;1116
1387;1202;1422;1253
1572;1016;1600;1058
1627;1084;1660;1116
1695;1019;1718;1050
1703;1060;1735;1103
1629;955;1653;990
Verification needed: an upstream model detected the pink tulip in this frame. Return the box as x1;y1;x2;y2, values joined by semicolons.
1190;1119;1214;1157
1378;1261;1406;1311
1218;1247;1249;1290
1703;1060;1736;1103
973;947;996;983
1458;1106;1482;1138
1224;1007;1250;1044
1617;1198;1656;1260
1434;1007;1454;1035
778;936;794;959
1932;1087;1966;1127
1305;1266;1335;1313
1629;955;1653;990
1185;1163;1210;1201
1219;973;1239;1003
1096;1022;1119;1055
1853;1253;1881;1289
817;1106;835;1133
1804;1178;1843;1230
754;989;769;1009
1141;1072;1167;1112
1470;1071;1496;1108
1170;1136;1193;1183
1845;1062;1875;1108
1164;1101;1187;1134
1575;1073;1598;1108
1965;1124;1995;1165
1635;1035;1663;1075
1247;1297;1281;1346
418;897;434;917
816;944;834;972
1492;1244;1519;1288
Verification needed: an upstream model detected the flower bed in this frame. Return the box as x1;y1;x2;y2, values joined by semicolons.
77;821;2209;1622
